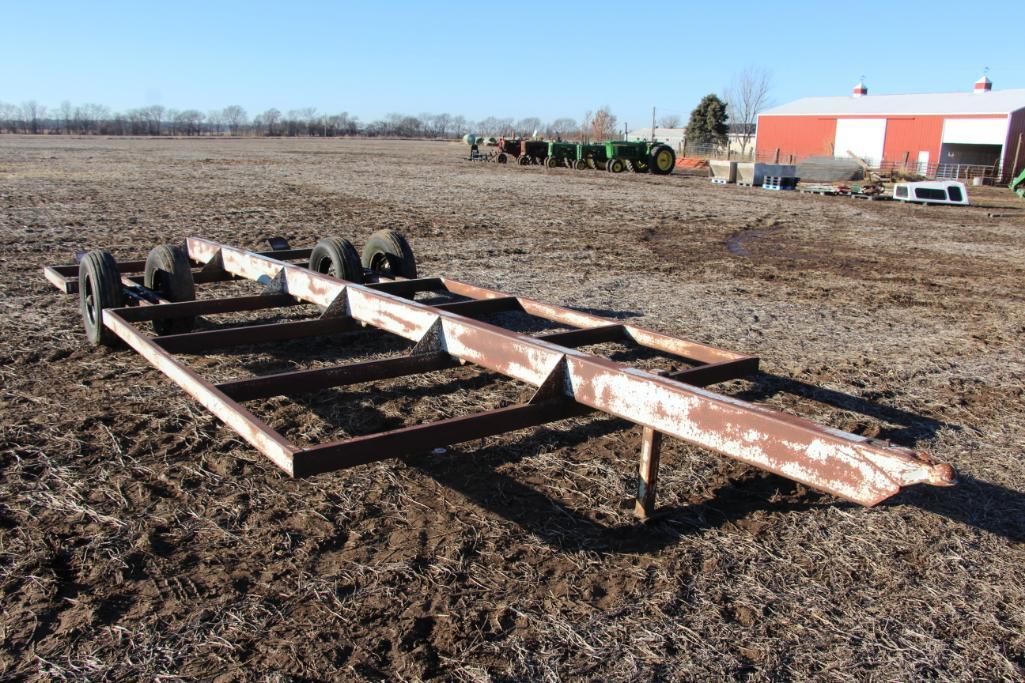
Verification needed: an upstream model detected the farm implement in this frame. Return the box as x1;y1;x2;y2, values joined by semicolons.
43;232;955;518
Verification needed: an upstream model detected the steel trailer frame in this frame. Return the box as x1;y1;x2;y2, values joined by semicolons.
43;237;955;518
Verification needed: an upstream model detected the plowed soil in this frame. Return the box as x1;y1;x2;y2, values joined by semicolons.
1;136;1024;681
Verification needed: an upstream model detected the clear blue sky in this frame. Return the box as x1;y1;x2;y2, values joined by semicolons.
1;0;1020;128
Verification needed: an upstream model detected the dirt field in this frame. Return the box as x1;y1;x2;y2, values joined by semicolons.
1;135;1024;680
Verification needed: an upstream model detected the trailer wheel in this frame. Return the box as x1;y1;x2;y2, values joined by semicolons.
608;158;627;173
497;153;507;164
145;244;196;335
649;144;676;175
310;236;363;283
362;230;417;279
79;250;123;347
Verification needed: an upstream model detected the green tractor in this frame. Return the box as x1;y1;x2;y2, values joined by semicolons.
575;143;608;170
603;140;676;175
1011;167;1025;199
545;141;578;168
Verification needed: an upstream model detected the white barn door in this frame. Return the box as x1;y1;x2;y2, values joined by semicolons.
834;118;886;165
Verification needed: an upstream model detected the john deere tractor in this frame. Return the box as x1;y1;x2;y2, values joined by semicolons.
1011;167;1025;199
545;141;578;168
575;143;609;170
603;140;676;174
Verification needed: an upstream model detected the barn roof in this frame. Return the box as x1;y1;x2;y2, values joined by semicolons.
761;89;1025;117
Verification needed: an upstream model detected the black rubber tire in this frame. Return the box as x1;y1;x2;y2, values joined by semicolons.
518;155;529;165
145;244;196;335
79;250;123;347
649;144;676;175
608;158;627;173
309;236;363;282
631;159;649;173
544;156;557;168
497;153;507;164
574;159;588;170
361;230;417;279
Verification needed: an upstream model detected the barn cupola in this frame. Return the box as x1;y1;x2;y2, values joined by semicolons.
852;80;868;97
974;74;992;93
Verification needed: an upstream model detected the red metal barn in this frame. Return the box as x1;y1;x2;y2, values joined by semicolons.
755;77;1025;182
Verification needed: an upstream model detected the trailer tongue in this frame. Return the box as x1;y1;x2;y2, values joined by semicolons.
43;232;955;519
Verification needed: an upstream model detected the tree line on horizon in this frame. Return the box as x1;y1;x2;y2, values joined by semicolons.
0;101;592;140
0;68;770;152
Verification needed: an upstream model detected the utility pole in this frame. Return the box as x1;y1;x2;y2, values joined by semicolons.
651;106;656;143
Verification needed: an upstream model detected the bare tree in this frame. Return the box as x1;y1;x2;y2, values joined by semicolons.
433;113;451;138
259;108;281;136
142;105;164;135
724;66;773;155
0;102;17;133
59;100;74;134
173;109;204;136
583;106;616;141
658;114;682;128
21;101;45;134
547;117;578;139
221;105;247;136
515;117;542;137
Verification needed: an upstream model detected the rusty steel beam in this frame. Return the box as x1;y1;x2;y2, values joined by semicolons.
293;400;592;477
155;317;362;353
433;296;521;316
115;294;302;322
179;237;954;505
217;351;458;401
365;277;445;296
536;325;626;348
103;309;298;474
666;357;761;387
439;278;742;366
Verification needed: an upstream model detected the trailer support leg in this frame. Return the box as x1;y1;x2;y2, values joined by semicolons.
634;426;663;520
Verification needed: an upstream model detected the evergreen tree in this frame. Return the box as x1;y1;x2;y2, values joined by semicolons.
685;94;729;147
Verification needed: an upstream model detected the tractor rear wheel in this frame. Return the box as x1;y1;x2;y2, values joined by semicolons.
649;144;676;175
362;230;417;279
145;244;196;335
608;158;627;173
518;155;529;165
497;153;507;164
631;159;649;173
574;159;587;170
79;250;123;347
310;237;363;282
544;156;558;169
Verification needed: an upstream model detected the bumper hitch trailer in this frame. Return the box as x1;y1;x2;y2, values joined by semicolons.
44;232;955;519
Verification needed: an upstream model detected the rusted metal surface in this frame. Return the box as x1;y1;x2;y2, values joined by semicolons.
155;317;362;354
183;237;954;506
217;352;459;401
43;237;956;514
103;309;299;475
635;426;663;520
